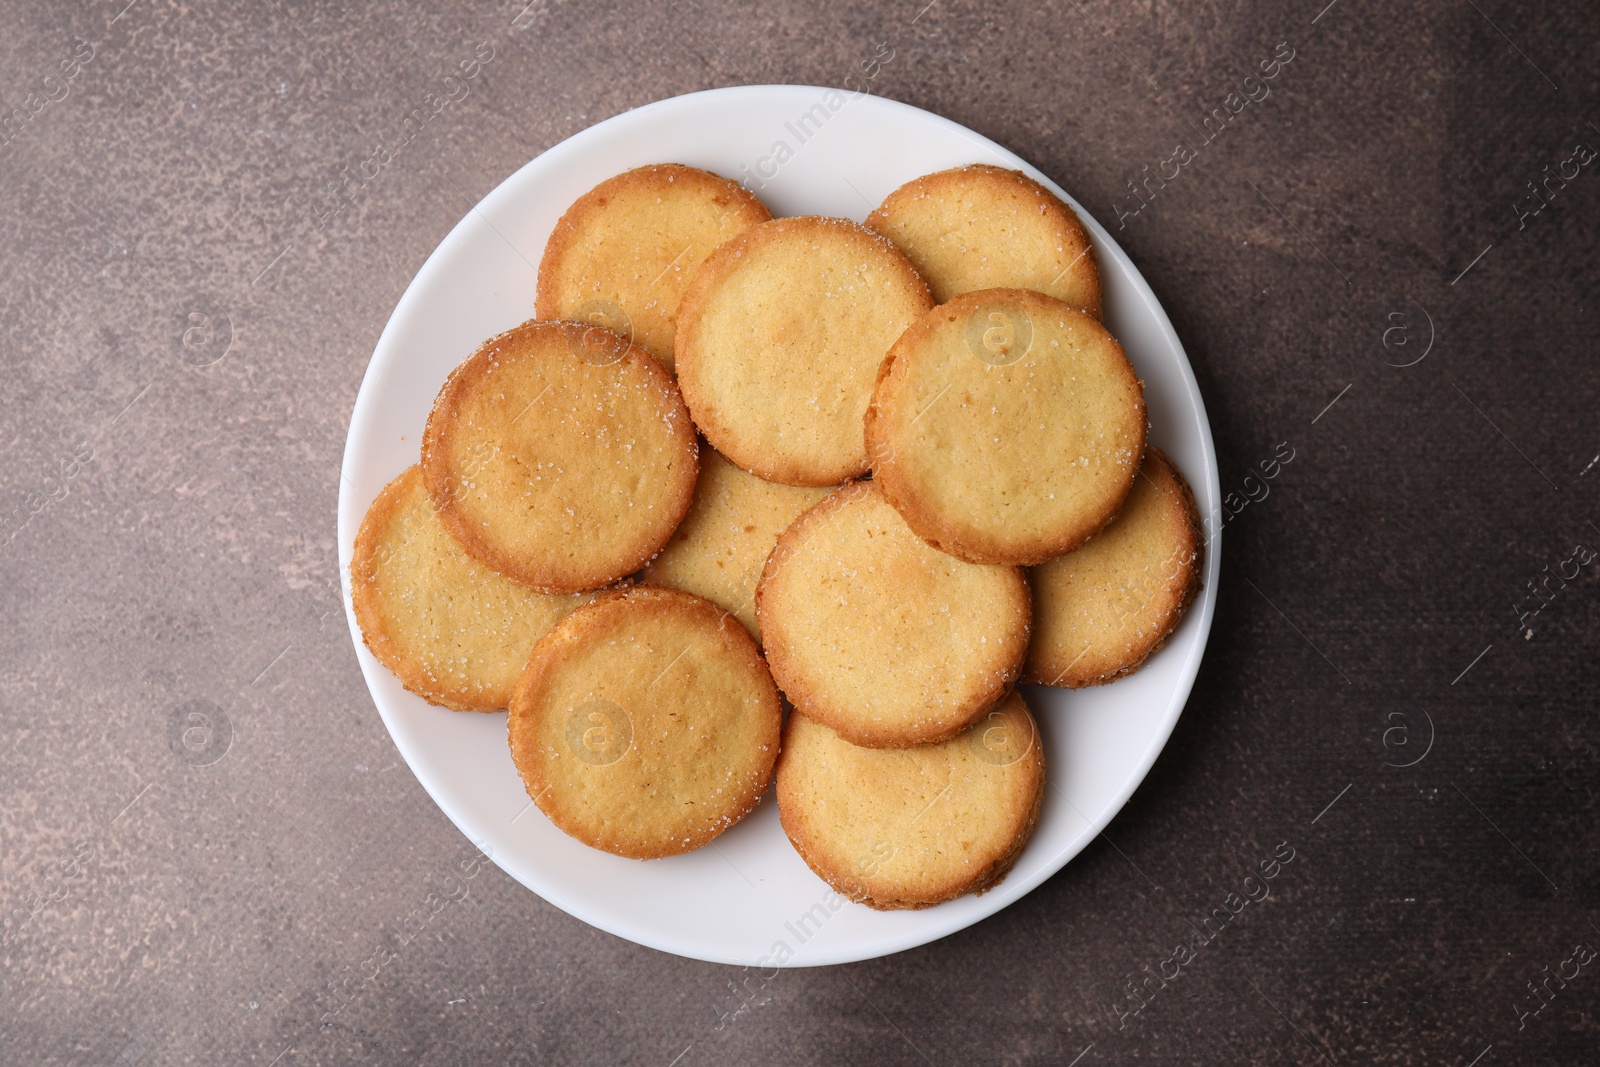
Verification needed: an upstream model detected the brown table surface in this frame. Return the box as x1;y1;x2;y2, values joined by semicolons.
3;2;1597;1064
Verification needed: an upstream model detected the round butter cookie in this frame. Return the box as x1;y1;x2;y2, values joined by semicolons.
1026;447;1203;687
675;215;933;486
757;481;1029;748
422;319;698;594
866;288;1145;566
776;691;1045;910
870;160;1107;315
536;163;772;373
641;448;833;642
866;163;1102;317
350;467;600;711
508;587;783;859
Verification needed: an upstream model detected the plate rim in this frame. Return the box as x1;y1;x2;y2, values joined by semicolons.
338;83;1220;967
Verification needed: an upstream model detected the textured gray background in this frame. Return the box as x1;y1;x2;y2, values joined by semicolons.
2;0;1597;1064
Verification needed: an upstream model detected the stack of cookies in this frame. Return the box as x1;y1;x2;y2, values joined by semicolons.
351;161;1203;911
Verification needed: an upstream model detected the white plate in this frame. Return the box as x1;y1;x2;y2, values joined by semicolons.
338;85;1220;967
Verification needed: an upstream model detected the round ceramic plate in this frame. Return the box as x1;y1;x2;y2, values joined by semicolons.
338;85;1219;967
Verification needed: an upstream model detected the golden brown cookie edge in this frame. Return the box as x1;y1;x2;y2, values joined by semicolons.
535;163;773;366
774;694;1046;910
867;288;1146;566
864;163;1103;319
420;318;699;594
350;466;496;713
508;586;782;860
1022;446;1205;687
756;481;1030;748
675;215;933;487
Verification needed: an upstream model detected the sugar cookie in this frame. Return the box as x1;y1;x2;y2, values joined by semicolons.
1026;448;1202;687
509;587;782;859
537;163;772;372
866;163;1101;317
350;466;598;711
776;691;1045;910
641;448;832;642
675;215;933;486
757;481;1029;748
866;288;1145;565
422;319;697;594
